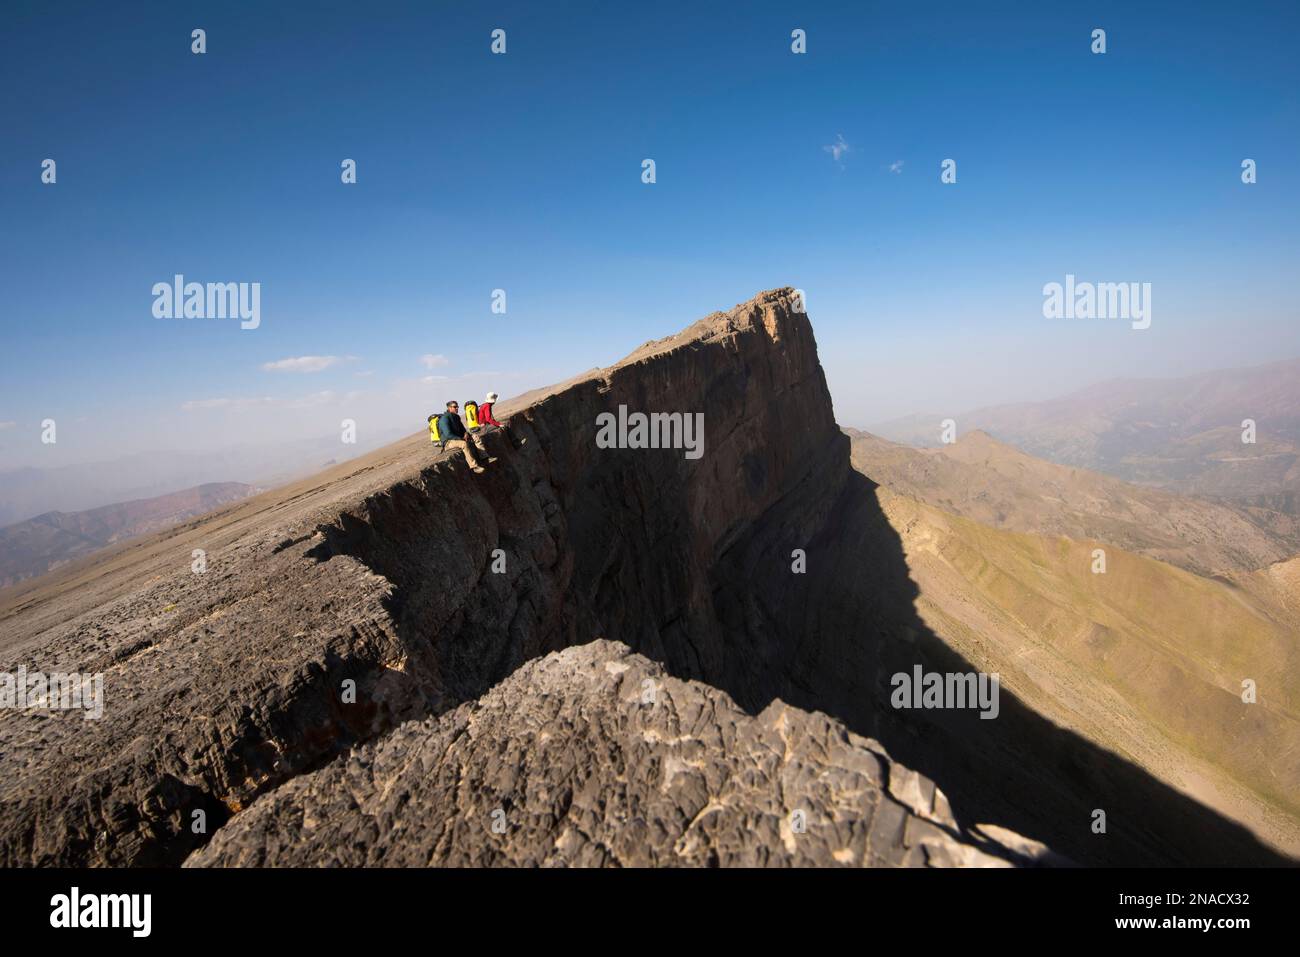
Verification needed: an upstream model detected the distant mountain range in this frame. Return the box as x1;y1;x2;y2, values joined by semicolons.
0;427;408;528
846;429;1300;578
870;357;1300;514
0;482;258;588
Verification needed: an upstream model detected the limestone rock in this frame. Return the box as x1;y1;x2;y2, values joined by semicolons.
188;641;1046;867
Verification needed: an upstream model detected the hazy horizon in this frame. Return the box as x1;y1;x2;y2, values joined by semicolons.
4;340;1297;528
4;338;1299;474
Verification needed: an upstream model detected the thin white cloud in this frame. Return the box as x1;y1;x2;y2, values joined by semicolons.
287;390;338;409
421;371;503;384
419;354;451;369
181;396;275;411
889;159;905;174
823;134;851;166
261;355;345;373
0;421;16;431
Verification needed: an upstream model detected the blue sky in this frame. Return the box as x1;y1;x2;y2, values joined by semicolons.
2;0;1298;471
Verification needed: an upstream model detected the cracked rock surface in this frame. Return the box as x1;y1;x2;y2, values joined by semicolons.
188;641;1049;867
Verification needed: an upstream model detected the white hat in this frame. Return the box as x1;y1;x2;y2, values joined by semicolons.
487;392;498;402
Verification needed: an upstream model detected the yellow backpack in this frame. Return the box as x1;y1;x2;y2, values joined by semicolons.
428;415;441;443
465;401;480;429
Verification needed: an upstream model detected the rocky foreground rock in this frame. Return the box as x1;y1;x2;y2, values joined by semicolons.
189;641;1052;867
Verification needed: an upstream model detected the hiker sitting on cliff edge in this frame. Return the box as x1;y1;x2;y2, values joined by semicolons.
434;400;491;473
478;391;503;429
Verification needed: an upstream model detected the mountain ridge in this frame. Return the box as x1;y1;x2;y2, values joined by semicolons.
846;427;1300;577
868;357;1300;511
0;482;259;588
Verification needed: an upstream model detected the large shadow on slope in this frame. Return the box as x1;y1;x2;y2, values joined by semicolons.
703;468;1292;867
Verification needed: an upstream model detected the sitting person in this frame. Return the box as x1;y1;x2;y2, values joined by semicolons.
479;391;503;429
434;400;489;473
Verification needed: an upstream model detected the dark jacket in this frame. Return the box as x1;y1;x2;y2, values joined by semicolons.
436;410;466;445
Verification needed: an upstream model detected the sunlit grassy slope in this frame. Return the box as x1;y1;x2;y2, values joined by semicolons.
873;485;1300;854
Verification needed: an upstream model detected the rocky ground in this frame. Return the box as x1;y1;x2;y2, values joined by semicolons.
189;641;1054;867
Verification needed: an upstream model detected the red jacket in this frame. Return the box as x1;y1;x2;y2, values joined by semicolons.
479;401;502;427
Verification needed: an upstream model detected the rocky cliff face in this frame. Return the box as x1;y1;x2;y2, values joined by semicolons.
312;288;851;722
